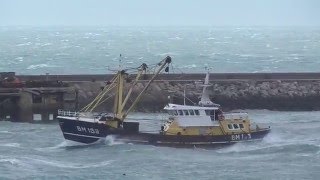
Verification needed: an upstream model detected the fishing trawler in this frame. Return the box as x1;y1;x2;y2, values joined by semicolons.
57;56;173;144
57;56;271;147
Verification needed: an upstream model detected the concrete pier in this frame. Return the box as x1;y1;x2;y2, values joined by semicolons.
1;72;320;122
0;86;76;122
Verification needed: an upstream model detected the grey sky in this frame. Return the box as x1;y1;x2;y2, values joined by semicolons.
0;0;319;26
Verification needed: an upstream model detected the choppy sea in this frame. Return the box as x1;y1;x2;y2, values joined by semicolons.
0;111;320;180
1;27;320;179
0;26;319;74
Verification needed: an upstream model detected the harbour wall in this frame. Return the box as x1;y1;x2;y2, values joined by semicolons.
63;73;320;112
1;73;320;122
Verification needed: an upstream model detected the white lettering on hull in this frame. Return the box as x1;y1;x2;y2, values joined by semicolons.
231;134;251;141
76;126;100;134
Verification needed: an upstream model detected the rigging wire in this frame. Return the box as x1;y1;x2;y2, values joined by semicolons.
81;74;118;112
80;56;172;113
89;83;117;112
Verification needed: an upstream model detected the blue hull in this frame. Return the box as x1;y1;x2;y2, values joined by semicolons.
58;117;111;144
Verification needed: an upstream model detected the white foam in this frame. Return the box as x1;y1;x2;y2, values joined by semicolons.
27;64;58;70
1;143;21;148
55;53;70;56
41;43;52;47
238;54;254;57
0;157;38;173
24;157;114;169
183;64;197;69
262;133;283;144
16;42;32;46
15;57;24;61
35;141;69;152
0;130;12;134
0;158;22;165
63;139;99;147
168;36;183;40
105;135;124;146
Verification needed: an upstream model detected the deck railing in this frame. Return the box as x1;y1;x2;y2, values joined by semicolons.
58;109;79;117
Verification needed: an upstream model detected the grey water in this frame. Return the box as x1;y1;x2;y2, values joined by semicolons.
0;111;320;180
0;26;320;74
1;27;320;179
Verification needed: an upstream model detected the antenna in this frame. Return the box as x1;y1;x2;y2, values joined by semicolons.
203;66;213;86
183;84;190;105
205;66;213;73
184;85;186;105
118;54;123;71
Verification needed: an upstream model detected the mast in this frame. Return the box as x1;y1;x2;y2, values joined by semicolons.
122;56;171;119
198;70;215;107
113;70;125;118
113;54;125;117
114;64;147;119
105;56;171;128
119;63;147;112
78;55;171;130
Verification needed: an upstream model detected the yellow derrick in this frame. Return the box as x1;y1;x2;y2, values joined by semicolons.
78;56;171;129
122;57;171;120
118;69;144;115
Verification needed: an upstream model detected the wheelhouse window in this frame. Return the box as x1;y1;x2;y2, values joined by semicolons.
183;110;189;116
178;110;183;116
239;124;244;128
194;110;200;115
189;110;195;115
205;110;215;121
168;110;178;116
228;124;242;130
205;110;211;116
168;110;174;116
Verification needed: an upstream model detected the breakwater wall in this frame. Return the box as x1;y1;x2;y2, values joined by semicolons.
1;73;320;122
62;73;320;112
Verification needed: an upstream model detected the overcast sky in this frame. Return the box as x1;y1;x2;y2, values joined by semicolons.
0;0;319;26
